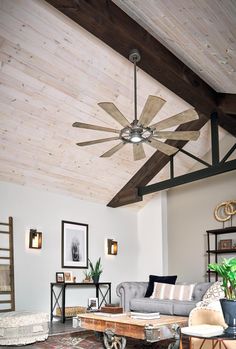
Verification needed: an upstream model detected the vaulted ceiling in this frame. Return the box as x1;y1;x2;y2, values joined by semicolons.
0;0;235;209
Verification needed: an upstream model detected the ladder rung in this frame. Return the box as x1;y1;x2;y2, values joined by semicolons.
0;223;10;226
0;309;12;313
0;257;10;260
0;248;10;251
0;291;11;294
0;231;9;234
0;300;11;304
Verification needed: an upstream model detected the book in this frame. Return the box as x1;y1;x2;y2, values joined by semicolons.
100;306;123;314
181;325;224;337
130;312;160;319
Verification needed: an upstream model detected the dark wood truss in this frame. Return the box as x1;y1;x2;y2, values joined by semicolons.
46;0;236;207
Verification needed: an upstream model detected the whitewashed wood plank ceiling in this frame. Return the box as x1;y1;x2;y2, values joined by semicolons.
113;0;236;93
0;0;234;208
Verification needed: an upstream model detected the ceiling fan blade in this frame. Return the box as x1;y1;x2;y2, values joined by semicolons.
72;122;120;134
154;130;200;141
98;102;131;127
100;142;125;158
76;137;119;146
148;138;178;156
138;96;166;127
150;109;199;131
133;143;146;161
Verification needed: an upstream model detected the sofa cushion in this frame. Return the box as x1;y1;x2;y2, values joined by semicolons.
145;275;177;297
151;283;196;301
130;298;174;315
173;300;197;316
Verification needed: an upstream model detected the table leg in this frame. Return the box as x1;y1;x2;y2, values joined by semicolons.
62;284;66;323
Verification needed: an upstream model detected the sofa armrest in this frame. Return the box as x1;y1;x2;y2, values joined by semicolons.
116;282;148;311
189;307;226;328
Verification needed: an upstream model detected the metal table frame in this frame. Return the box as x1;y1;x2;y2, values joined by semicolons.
50;282;111;323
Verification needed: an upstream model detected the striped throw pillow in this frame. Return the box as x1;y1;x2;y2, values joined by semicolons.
151;282;196;301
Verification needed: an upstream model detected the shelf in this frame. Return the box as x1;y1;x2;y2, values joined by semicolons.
207;249;236;254
206;226;236;282
206;226;236;235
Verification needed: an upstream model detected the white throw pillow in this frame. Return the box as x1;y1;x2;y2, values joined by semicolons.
151;282;196;301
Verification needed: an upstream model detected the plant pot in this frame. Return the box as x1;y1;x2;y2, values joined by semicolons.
220;298;236;335
92;275;100;284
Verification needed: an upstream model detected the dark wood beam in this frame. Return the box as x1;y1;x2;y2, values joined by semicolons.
46;0;236;207
217;93;236;115
46;0;217;116
139;159;236;196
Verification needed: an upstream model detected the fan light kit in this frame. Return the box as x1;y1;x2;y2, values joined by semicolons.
73;49;200;161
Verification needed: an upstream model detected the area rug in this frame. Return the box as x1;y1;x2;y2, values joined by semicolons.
19;331;188;349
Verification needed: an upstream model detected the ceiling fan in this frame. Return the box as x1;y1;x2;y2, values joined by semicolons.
73;49;200;161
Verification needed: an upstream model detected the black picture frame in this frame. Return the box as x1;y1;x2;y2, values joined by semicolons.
56;272;64;283
62;220;88;268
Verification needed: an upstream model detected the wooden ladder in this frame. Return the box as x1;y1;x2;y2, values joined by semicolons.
0;217;15;312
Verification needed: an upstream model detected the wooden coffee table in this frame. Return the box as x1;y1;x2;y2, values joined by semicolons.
77;312;188;349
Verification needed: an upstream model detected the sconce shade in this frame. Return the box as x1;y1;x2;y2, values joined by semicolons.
29;229;42;249
107;239;118;255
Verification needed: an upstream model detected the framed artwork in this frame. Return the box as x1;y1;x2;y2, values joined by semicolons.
219;239;232;250
56;272;64;283
62;220;88;268
64;271;73;283
88;297;98;310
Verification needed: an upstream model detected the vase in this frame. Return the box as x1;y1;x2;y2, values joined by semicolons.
220;298;236;335
92;275;100;284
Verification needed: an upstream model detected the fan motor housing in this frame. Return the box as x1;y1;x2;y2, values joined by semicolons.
120;124;153;143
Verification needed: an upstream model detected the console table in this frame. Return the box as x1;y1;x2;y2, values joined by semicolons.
50;282;111;323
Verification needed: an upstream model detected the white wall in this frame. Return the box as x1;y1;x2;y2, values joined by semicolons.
137;192;167;279
0;181;139;313
167;171;236;283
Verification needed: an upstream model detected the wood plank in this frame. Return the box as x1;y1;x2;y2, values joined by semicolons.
78;313;188;340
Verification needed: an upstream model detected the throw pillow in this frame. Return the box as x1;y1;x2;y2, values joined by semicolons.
196;281;224;307
151;282;196;301
145;275;177;297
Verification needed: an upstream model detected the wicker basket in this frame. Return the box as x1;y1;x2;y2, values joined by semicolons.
56;306;87;317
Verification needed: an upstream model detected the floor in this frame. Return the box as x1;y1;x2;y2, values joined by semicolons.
49;318;83;335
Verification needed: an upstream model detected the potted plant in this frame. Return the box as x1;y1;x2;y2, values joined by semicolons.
208;257;236;334
88;257;103;283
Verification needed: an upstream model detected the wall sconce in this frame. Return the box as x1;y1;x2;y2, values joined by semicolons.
29;229;42;249
107;239;118;255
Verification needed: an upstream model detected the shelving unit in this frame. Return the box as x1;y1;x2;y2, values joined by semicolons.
0;217;15;312
206;226;236;281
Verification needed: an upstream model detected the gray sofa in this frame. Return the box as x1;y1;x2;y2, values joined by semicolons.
116;281;212;316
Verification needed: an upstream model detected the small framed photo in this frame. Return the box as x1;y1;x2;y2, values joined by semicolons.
88;297;98;310
56;272;64;283
219;239;232;250
64;271;73;283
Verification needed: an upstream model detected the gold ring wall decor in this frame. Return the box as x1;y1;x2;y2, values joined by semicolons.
214;200;236;222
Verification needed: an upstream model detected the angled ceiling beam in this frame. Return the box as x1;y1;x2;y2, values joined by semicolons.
46;0;236;207
217;94;236;115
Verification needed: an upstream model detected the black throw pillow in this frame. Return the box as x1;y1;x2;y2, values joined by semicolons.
145;274;177;297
